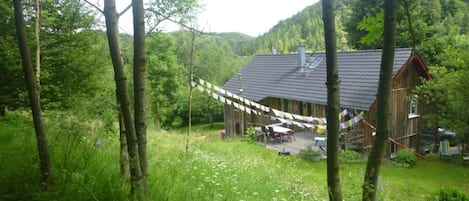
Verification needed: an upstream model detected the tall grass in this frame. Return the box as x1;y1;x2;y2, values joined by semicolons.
1;111;468;200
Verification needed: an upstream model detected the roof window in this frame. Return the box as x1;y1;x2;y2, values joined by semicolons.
307;57;323;69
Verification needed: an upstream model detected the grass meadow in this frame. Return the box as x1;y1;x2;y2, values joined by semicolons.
1;111;468;200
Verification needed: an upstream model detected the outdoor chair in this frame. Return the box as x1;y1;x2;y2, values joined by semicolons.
439;140;460;163
268;126;281;143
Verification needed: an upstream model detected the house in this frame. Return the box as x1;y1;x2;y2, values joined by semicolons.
222;46;432;155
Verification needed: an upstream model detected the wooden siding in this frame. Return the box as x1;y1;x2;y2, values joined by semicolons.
223;61;428;155
387;63;426;154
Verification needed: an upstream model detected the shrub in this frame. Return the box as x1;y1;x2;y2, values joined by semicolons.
438;186;469;201
395;148;417;166
339;149;366;163
299;146;321;161
244;126;257;143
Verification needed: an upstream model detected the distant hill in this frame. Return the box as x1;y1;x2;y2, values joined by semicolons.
246;1;351;55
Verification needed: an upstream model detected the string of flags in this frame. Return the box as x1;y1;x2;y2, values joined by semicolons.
191;77;365;133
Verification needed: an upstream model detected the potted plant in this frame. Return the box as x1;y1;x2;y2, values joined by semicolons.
299;146;321;162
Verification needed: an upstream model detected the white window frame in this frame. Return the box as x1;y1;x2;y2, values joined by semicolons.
408;95;420;119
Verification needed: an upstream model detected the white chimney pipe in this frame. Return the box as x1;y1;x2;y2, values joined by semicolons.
298;43;306;68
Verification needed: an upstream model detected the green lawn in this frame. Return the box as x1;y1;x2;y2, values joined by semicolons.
1;113;468;201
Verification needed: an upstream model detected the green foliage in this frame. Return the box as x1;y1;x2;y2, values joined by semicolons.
339;149;366;163
0;0;26;112
40;29;111;109
145;0;199;33
436;186;469;201
2;115;469;200
250;2;351;54
356;11;383;47
146;33;187;129
244;126;257;143
298;146;321;160
395;148;417;166
170;31;250;127
0;111;128;201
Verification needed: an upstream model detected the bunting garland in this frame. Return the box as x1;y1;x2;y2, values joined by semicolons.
192;77;366;133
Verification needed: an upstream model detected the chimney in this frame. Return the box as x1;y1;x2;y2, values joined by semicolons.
298;43;306;68
271;47;277;54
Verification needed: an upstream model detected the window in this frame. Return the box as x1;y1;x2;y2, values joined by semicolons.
307;57;323;69
408;95;419;119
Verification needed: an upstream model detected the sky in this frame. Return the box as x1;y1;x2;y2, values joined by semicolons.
117;0;319;37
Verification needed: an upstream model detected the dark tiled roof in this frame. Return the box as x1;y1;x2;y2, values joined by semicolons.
223;48;416;111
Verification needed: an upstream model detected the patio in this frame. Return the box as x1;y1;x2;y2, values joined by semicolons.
257;129;327;155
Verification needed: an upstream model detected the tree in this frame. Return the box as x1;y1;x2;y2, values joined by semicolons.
34;0;41;85
132;0;149;193
322;0;343;200
103;0;144;199
362;0;397;200
416;32;469;153
146;33;186;131
12;0;52;189
1;0;26;116
38;0;105;109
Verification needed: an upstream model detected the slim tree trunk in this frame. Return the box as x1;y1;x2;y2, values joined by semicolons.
103;1;144;200
13;0;52;189
132;0;148;194
119;108;130;180
185;30;197;153
322;0;343;200
34;0;41;86
362;1;397;200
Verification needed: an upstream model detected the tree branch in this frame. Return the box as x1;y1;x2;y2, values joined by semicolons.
146;8;207;35
83;0;104;14
118;3;132;17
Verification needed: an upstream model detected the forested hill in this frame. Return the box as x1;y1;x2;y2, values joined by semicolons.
221;0;469;57
247;1;350;55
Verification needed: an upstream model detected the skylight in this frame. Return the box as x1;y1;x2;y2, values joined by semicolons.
308;57;323;69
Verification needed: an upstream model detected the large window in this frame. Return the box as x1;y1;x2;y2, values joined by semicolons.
408;95;419;119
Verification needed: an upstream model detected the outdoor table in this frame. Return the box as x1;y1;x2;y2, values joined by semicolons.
314;136;326;145
271;126;293;134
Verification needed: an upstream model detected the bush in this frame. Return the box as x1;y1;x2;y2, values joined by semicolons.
339;149;366;163
244;126;257;143
299;146;321;161
395;148;417;166
438;186;469;201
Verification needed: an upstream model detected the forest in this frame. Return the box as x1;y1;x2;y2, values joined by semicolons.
1;0;469;200
2;0;469;130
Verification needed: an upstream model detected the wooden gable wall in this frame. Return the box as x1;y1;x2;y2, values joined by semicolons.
389;62;427;152
363;61;429;154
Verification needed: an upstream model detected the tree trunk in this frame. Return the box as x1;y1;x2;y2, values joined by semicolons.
322;0;343;200
209;115;214;128
103;1;144;200
119;108;130;180
362;1;397;200
13;0;52;190
185;30;197;153
34;0;41;86
132;0;148;194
